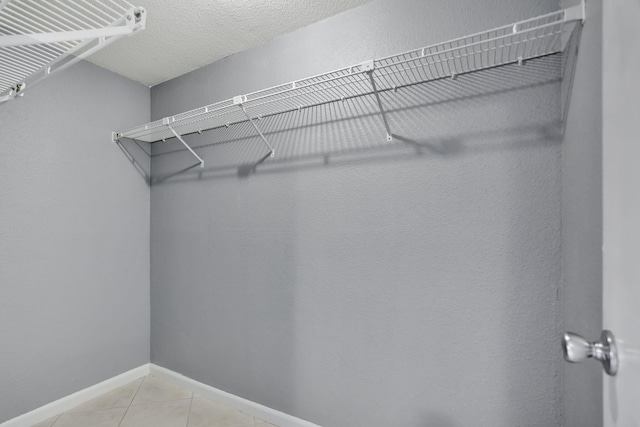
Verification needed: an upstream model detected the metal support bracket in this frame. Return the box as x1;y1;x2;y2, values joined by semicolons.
0;82;24;103
163;118;205;168
234;96;275;158
361;59;375;72
364;61;393;142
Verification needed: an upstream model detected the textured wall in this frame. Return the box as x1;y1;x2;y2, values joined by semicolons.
149;0;563;426
560;0;603;426
0;61;151;423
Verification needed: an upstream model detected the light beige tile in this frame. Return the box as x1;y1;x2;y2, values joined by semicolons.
131;376;192;405
254;417;278;426
52;407;126;427
187;397;255;427
66;378;144;413
31;414;60;427
119;399;191;427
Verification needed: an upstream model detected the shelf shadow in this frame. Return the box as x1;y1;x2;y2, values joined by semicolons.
116;136;152;184
123;53;568;185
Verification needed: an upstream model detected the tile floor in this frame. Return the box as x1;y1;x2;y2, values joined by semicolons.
31;375;278;427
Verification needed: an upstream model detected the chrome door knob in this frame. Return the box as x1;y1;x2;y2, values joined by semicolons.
562;330;618;376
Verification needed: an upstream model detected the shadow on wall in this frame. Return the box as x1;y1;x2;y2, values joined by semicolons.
116;137;152;183
117;53;566;185
144;48;569;425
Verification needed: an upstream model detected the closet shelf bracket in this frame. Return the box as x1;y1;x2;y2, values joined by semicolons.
163;118;205;168
234;95;276;158
363;60;393;142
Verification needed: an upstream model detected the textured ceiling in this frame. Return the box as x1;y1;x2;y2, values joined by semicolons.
87;0;374;87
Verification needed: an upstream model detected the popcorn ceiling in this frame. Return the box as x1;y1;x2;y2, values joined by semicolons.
87;0;373;87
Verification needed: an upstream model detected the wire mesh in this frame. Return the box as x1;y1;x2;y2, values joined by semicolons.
0;0;135;96
118;8;580;144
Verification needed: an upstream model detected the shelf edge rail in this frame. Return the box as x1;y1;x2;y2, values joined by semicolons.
0;1;147;104
113;1;585;166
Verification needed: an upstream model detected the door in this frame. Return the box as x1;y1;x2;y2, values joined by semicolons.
603;0;640;425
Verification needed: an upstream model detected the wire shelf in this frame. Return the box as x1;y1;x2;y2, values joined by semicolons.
0;0;146;103
116;4;584;149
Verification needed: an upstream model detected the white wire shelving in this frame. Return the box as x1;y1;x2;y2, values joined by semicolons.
0;0;146;104
115;3;585;168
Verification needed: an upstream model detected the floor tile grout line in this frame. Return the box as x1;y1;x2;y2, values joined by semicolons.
184;394;194;427
60;404;131;415
46;413;62;427
116;375;147;427
46;374;149;427
40;375;276;427
129;396;194;406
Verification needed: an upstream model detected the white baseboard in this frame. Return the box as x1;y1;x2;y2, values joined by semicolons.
149;364;322;427
0;364;150;427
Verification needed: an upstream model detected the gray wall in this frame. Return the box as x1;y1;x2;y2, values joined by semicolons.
0;61;151;423
150;0;565;425
560;0;603;426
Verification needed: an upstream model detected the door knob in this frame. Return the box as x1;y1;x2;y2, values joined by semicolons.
562;330;618;376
